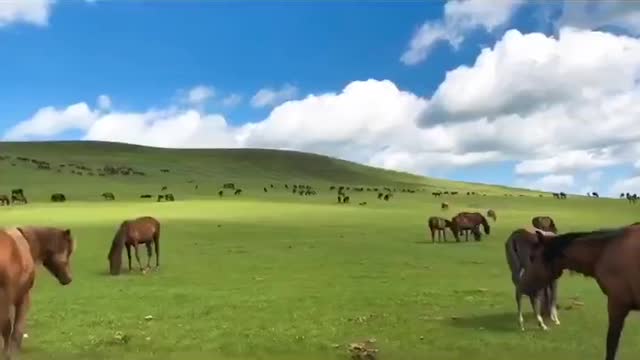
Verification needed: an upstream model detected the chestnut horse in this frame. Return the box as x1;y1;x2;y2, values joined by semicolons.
532;216;557;233
450;212;490;242
505;228;559;331
0;226;75;357
427;216;452;243
521;225;640;360
107;216;160;275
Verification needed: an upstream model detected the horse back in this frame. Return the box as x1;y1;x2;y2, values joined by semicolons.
125;217;160;243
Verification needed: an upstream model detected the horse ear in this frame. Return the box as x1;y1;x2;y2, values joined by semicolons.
64;229;71;236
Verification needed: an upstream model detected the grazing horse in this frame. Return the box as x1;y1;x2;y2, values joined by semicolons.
107;216;160;275
428;216;452;242
520;225;640;360
487;209;497;222
441;202;449;210
101;192;115;201
50;193;66;202
532;216;557;233
0;195;9;206
505;228;559;331
450;212;490;242
0;226;75;357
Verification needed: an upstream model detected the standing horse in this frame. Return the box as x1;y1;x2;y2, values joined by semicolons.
0;226;75;357
520;225;640;360
505;228;559;331
450;212;490;242
428;216;452;243
107;216;160;275
532;216;557;233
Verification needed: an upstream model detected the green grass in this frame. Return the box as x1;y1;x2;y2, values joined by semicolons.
0;141;637;359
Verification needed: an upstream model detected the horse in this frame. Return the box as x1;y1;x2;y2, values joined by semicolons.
505;228;559;331
441;202;449;210
532;216;557;233
487;209;497;222
0;195;9;206
428;216;452;242
101;192;115;201
450;212;490;242
107;216;160;275
520;225;640;360
50;193;66;202
0;226;75;357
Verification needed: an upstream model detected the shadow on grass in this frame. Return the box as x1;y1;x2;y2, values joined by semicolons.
448;312;525;333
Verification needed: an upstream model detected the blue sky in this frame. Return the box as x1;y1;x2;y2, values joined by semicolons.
2;0;640;196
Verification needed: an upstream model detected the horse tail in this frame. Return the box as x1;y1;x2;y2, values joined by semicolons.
481;215;490;235
505;232;523;286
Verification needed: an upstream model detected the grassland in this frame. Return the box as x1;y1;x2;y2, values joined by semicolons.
0;141;638;360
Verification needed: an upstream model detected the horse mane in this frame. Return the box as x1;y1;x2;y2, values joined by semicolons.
542;227;627;261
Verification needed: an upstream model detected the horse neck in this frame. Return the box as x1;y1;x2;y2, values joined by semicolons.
109;226;127;257
21;229;45;263
558;242;602;277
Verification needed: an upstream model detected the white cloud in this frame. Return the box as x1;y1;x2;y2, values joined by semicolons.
611;176;640;195
221;94;242;107
514;150;619;175
0;0;53;27
185;85;215;105
557;0;640;35
517;174;574;193
250;84;298;108
400;0;523;65
3;102;97;140
97;95;112;111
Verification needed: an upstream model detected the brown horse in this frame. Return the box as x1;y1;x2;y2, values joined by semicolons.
0;196;9;206
0;226;75;357
107;216;160;275
505;228;559;331
520;225;640;360
487;209;497;222
532;216;557;233
427;216;452;242
450;212;490;242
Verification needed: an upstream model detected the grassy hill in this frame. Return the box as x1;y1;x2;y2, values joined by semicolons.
0;141;540;202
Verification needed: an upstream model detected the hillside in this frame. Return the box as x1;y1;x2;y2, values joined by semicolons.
0;141;539;201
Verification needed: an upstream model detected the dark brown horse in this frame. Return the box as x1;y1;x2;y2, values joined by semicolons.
0;226;75;357
532;216;557;233
487;209;497;222
520;225;640;360
505;228;559;331
450;212;490;242
107;216;160;275
0;195;8;206
427;216;452;242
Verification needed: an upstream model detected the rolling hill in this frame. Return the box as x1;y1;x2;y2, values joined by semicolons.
0;140;540;202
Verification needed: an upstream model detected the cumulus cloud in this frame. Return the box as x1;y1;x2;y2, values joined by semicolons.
250;84;298;108
3;102;98;140
517;174;575;193
185;85;215;106
400;0;523;65
97;95;112;111
611;176;640;195
0;0;53;27
557;0;640;35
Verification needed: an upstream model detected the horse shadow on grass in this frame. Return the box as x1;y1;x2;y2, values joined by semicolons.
447;311;529;333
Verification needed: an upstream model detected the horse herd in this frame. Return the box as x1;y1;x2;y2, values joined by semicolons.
0;216;159;358
1;206;640;359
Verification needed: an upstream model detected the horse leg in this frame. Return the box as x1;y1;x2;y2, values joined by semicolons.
133;243;144;272
530;293;548;331
153;232;160;269
515;287;525;331
430;228;435;243
605;300;630;360
549;281;560;325
145;242;152;269
0;293;11;358
11;292;30;353
125;244;132;272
